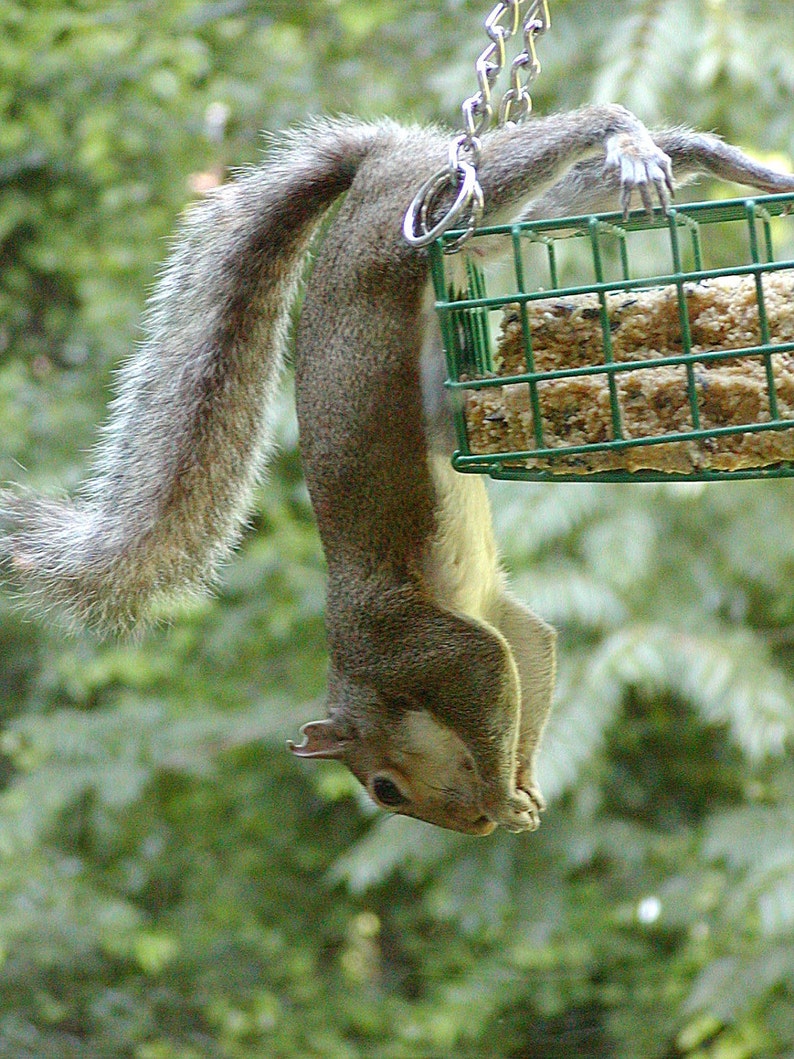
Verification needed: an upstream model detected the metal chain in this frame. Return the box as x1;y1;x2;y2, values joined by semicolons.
403;0;551;253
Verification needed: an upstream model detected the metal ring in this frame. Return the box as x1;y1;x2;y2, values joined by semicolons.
440;181;485;254
403;160;482;249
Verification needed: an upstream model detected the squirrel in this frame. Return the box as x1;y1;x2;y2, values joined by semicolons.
2;107;794;834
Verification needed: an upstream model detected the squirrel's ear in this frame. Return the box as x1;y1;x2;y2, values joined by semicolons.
287;719;347;759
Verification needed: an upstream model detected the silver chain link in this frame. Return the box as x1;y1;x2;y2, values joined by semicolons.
404;0;551;253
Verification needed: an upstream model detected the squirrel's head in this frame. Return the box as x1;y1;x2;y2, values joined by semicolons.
288;712;497;836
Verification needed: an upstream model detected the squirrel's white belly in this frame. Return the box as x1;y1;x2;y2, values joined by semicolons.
423;455;505;622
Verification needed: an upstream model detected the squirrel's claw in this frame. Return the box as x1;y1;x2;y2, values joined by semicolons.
604;132;674;219
484;787;543;833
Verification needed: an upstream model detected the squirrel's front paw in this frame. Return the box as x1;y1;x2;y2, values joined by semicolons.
604;132;674;217
485;788;542;833
516;764;546;815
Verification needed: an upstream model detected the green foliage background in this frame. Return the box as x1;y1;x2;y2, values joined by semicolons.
1;1;794;1056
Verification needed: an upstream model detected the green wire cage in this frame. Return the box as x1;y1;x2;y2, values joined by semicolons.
431;192;794;482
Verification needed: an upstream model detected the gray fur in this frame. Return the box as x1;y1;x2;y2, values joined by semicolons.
0;118;383;631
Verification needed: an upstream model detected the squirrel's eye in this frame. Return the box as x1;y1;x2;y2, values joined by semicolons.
371;775;408;808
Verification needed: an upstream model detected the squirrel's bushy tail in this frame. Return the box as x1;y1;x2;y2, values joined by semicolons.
0;118;381;633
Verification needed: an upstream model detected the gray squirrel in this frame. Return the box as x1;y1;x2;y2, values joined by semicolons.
2;106;794;834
